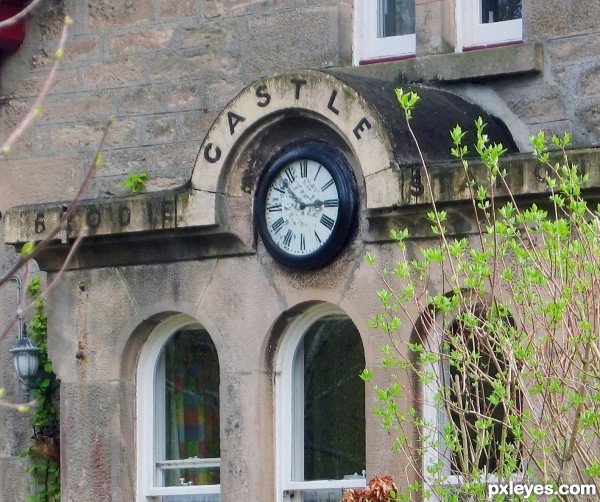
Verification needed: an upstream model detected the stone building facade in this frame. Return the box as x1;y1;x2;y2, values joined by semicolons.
1;1;600;501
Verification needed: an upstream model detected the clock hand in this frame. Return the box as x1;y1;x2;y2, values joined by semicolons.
282;180;307;209
305;199;323;208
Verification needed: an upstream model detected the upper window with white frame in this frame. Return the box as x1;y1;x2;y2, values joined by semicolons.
461;0;522;49
137;315;221;502
354;0;416;64
276;304;367;501
422;306;522;501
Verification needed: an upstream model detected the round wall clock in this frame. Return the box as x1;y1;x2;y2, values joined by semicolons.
255;141;358;269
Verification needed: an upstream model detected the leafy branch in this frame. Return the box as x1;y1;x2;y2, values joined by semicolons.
363;90;600;501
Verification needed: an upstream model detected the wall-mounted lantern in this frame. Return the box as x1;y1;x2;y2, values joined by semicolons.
9;276;41;401
9;328;41;400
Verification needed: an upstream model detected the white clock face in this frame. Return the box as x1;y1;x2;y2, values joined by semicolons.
264;158;339;256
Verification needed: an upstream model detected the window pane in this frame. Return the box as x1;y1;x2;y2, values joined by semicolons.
377;0;415;38
160;496;219;502
161;327;220;487
302;316;366;481
481;0;522;23
443;312;521;474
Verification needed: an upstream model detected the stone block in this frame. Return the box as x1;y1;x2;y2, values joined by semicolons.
108;29;175;54
166;79;206;110
8;69;80;99
85;58;144;88
416;0;446;55
502;83;565;123
47;269;137;381
203;0;274;19
142;114;177;144
106;117;139;148
219;370;274;499
150;142;198;179
578;64;600;97
35;0;67;39
146;49;242;82
88;0;155;32
59;381;123;501
118;85;163;115
118;261;216;317
34;119;135;151
526;120;573;145
576;100;600;143
549;32;600;64
176;18;240;48
2;98;29;129
206;78;246;109
0;458;29;501
244;8;341;74
180;109;216;142
0;155;84;208
160;0;198;20
94;146;150;178
65;37;99;62
39;92;116;124
527;0;600;38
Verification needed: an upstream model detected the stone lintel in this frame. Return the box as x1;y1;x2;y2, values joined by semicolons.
334;42;543;83
3;189;218;245
24;227;253;271
2;189;253;271
365;147;600;242
6;148;600;269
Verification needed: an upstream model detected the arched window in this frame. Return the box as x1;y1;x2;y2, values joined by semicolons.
423;306;521;500
276;304;367;501
137;315;220;501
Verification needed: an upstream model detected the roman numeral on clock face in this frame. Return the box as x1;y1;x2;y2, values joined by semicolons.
283;229;293;247
285;166;295;183
321;179;334;191
320;214;335;230
299;160;308;178
271;217;285;234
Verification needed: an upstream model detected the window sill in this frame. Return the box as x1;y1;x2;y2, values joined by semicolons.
342;42;543;83
359;53;416;66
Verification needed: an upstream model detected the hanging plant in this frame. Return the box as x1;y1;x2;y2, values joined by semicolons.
20;276;61;502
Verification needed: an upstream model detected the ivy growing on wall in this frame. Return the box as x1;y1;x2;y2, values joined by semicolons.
21;276;61;502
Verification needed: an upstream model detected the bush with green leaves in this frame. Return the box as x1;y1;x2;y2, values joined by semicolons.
123;172;148;193
362;89;600;501
22;276;60;502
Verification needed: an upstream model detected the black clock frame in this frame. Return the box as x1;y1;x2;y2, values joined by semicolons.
255;141;358;270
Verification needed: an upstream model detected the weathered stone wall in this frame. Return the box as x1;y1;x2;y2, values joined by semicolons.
0;2;353;500
1;0;600;501
0;0;353;208
1;0;600;214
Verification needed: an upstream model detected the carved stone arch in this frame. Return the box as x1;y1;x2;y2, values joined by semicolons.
186;70;400;230
4;69;517;269
187;69;518;239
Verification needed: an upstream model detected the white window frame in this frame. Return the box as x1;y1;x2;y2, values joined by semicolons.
422;309;522;501
458;0;522;50
136;314;221;501
275;304;367;501
353;0;416;65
